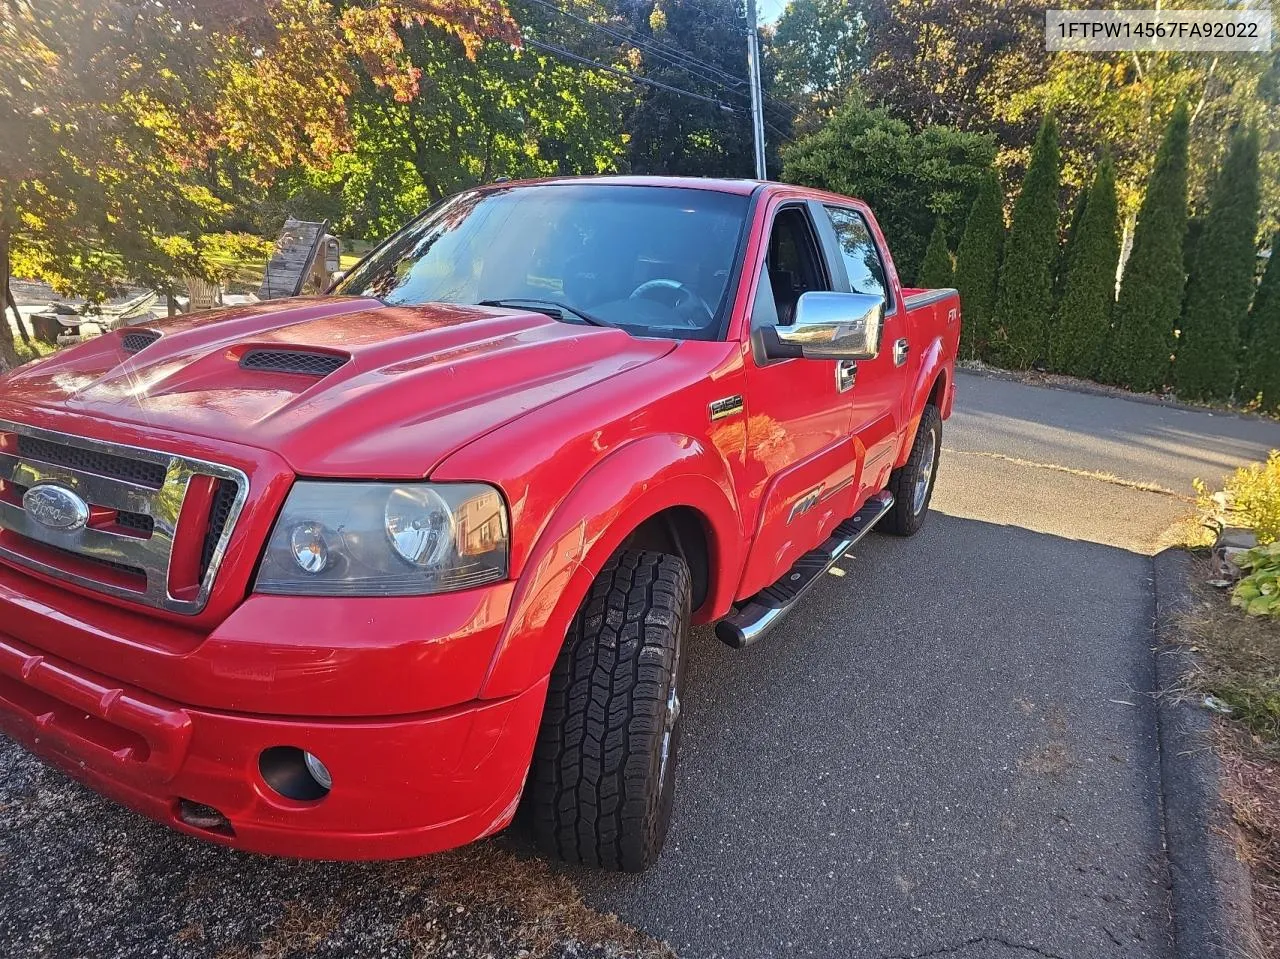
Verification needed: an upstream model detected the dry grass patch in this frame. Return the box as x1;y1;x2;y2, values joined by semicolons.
1217;725;1280;959
1176;557;1280;958
1181;559;1280;744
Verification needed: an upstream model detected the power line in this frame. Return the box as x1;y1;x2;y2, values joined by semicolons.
556;0;751;71
526;0;799;121
526;0;747;90
765;118;794;145
522;36;739;112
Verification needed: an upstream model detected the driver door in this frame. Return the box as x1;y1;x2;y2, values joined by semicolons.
735;201;860;599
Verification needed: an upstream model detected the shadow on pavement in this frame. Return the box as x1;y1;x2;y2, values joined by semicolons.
545;511;1175;959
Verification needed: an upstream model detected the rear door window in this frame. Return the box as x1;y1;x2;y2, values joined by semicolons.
824;207;889;303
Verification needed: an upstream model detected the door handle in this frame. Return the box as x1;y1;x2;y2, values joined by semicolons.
836;359;857;392
894;338;910;367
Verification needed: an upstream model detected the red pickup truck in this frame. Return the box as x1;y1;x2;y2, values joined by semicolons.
0;177;958;871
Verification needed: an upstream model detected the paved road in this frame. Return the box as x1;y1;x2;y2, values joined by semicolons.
562;372;1280;959
3;371;1279;959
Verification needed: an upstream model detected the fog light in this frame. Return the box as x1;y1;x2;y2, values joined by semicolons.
259;745;332;801
303;751;333;791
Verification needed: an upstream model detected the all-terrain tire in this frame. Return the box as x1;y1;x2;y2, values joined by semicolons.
881;403;942;537
527;549;690;872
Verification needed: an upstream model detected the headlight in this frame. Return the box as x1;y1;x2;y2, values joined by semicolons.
255;481;508;596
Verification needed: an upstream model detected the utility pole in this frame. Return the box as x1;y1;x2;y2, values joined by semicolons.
744;0;767;180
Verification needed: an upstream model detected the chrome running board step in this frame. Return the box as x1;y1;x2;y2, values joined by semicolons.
715;491;895;649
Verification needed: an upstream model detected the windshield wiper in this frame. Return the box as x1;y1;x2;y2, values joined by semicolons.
477;298;613;328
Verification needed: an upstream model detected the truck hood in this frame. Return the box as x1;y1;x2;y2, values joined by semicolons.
0;296;677;477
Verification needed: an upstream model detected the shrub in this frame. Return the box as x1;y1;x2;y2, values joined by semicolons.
1176;128;1261;401
1233;543;1280;618
781;102;996;279
992;116;1060;369
1198;450;1280;545
953;170;1003;360
916;219;953;288
1048;154;1120;378
1102;105;1190;392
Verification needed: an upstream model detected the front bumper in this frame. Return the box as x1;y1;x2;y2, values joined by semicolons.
0;629;546;859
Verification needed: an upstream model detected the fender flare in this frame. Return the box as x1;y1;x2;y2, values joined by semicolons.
895;338;950;467
479;433;744;699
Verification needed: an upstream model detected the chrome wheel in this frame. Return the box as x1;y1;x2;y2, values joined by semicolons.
659;647;682;785
912;426;937;516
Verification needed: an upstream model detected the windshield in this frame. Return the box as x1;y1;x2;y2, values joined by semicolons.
334;184;750;340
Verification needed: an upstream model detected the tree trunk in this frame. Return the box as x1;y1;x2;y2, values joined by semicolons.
0;225;22;371
0;213;31;344
5;286;29;345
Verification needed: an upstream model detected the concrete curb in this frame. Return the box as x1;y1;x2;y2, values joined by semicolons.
1151;548;1260;959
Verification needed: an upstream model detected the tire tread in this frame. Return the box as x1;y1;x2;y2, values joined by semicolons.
528;549;689;871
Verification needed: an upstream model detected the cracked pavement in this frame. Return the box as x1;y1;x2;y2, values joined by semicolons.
560;372;1280;959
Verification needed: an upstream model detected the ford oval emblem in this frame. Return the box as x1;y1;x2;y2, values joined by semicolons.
22;484;90;532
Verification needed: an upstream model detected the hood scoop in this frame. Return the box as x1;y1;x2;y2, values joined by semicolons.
239;348;349;377
120;329;162;354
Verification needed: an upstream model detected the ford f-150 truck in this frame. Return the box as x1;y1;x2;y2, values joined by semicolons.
0;176;959;872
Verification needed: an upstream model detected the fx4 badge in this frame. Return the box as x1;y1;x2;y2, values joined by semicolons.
787;485;824;525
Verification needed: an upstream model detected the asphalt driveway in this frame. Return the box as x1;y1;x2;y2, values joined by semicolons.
2;371;1279;958
562;373;1280;958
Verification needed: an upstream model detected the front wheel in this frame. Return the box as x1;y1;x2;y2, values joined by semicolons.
526;549;690;872
880;404;942;537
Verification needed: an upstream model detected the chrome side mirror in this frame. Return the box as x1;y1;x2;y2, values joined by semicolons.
760;291;885;362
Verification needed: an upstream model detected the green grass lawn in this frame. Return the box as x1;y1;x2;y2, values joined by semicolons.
14;337;58;365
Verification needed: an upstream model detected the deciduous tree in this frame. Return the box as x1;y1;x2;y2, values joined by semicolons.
1101;104;1190;392
767;0;869;123
622;0;756;178
1048;154;1119;379
283;0;631;240
861;0;1044;133
0;0;516;366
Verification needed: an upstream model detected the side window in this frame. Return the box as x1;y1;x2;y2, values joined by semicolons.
825;207;888;302
751;207;829;329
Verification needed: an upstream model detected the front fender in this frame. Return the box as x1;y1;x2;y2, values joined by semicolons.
478;433;744;700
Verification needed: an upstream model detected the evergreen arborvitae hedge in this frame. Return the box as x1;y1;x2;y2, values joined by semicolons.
1048;154;1120;378
1055;187;1089;302
1102;105;1190;392
1243;234;1280;413
992;116;1060;369
954;170;1004;360
917;219;954;288
1175;128;1261;401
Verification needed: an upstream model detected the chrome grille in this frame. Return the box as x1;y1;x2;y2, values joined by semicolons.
200;479;238;579
15;434;167;488
0;421;249;615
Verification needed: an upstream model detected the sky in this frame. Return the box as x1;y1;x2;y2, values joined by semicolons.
757;0;787;24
